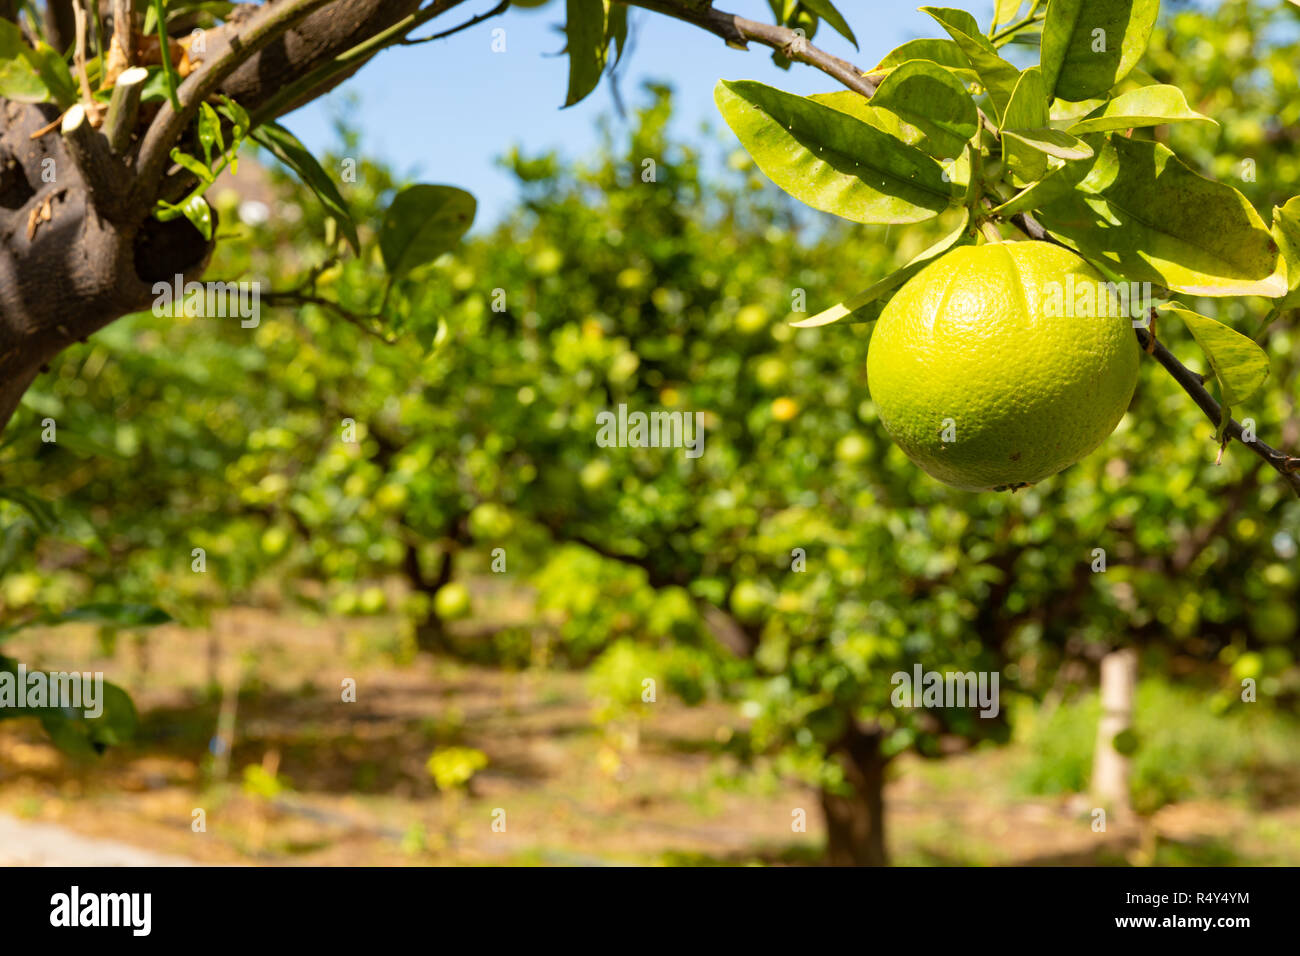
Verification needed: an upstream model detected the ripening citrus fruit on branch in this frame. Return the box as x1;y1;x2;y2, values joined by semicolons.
866;241;1141;492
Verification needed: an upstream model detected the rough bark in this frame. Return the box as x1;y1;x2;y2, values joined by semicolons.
0;0;436;436
820;722;889;866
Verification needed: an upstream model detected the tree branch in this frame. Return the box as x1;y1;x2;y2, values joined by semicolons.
619;0;878;98
133;0;336;194
400;0;509;45
1136;326;1300;494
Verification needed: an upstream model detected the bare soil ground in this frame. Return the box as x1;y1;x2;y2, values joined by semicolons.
2;608;1296;866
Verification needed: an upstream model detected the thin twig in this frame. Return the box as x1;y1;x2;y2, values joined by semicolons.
401;0;509;45
1136;326;1300;493
261;290;397;343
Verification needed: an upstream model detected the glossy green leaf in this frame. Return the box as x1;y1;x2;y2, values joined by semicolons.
869;59;978;158
792;209;972;327
869;38;978;82
0;20;46;102
799;0;857;48
564;0;610;107
252;122;360;253
379;184;478;280
920;6;1021;121
807;91;919;141
170;148;216;184
1034;135;1287;297
1002;127;1094;159
993;0;1026;29
1040;0;1159;102
607;2;628;66
1067;84;1215;134
1271;196;1300;310
197;102;224;167
715;80;958;225
999;67;1050;180
180;194;213;240
0;24;76;106
1160;305;1271;405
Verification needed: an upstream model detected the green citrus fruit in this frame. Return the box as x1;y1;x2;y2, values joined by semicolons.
867;241;1141;491
434;582;472;621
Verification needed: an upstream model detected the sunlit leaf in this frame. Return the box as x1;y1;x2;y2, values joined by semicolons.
1039;0;1160;102
1067;84;1215;134
379;184;477;280
869;59;978;158
714;79;958;225
1159;305;1270;405
1034;135;1287;297
792;209;972;327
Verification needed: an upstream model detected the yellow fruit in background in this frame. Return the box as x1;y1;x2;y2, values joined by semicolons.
434;582;472;621
735;304;768;334
771;397;799;421
358;586;387;615
867;241;1141;492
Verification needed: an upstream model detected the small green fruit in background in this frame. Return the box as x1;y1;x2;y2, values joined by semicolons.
434;582;472;621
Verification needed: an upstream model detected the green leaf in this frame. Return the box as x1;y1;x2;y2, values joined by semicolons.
999;66;1051;180
869;59;978;159
807;91;927;150
1271;197;1300;310
1034;135;1287;297
1039;0;1159;102
869;38;978;83
197;101;223;168
564;0;610;107
0;603;172;640
170;148;216;184
1002;127;1094;159
179;194;213;240
714;79;958;225
607;2;628;67
379;184;477;281
992;0;1026;30
27;42;78;108
990;164;1077;216
920;6;1021;121
252;121;360;254
0;20;46;102
0;24;76;106
1159;305;1271;405
791;209;972;327
1067;84;1215;134
799;0;857;48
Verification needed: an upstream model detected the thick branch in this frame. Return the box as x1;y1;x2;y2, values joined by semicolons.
133;0;336;192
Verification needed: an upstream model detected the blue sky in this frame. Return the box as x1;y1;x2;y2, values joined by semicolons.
278;1;1000;227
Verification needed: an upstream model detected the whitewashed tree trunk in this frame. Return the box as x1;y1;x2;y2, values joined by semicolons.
1091;648;1138;816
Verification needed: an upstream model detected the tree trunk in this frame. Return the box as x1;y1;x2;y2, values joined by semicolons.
1091;647;1137;816
405;542;455;654
819;723;888;866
